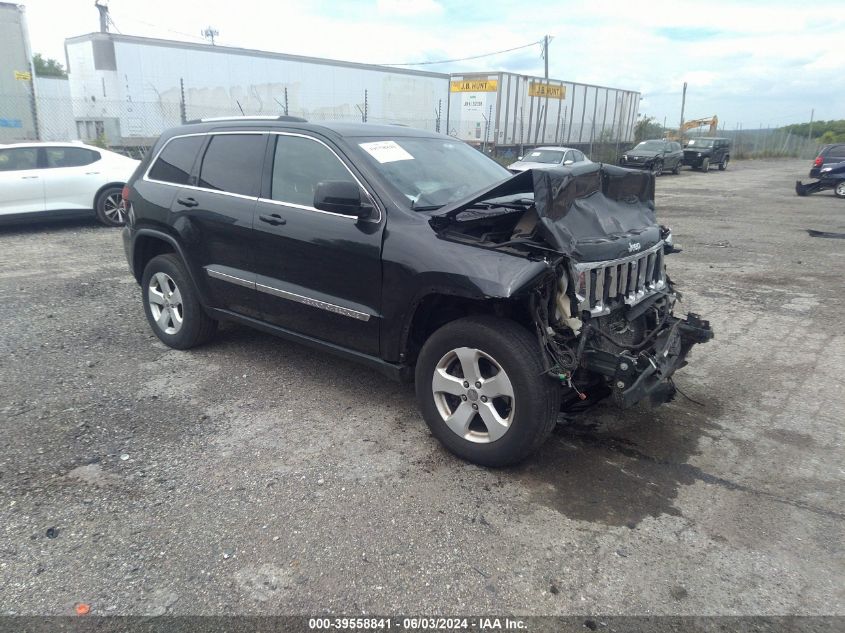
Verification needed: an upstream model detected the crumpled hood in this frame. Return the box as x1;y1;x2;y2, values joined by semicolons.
431;163;661;262
624;149;661;158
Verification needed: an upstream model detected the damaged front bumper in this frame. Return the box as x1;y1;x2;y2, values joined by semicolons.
581;312;713;408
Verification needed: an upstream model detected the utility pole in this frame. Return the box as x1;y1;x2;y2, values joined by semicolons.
95;1;109;33
543;36;549;79
679;81;687;141
201;26;219;45
179;77;186;123
807;108;814;143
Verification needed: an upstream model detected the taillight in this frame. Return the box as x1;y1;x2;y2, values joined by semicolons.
813;156;823;167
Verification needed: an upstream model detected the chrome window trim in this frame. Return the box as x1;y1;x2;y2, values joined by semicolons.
205;267;372;322
260;131;382;223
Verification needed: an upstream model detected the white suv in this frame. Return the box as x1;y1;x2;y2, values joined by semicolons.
0;142;139;226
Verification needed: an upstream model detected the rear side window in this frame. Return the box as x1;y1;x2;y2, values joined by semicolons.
198;134;265;196
827;145;845;159
271;135;355;207
0;147;38;171
148;135;205;185
45;147;99;168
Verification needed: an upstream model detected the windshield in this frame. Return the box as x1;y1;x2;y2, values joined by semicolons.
634;141;664;151
520;149;564;164
356;137;510;209
687;139;714;148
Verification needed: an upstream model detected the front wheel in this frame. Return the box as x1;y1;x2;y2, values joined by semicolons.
95;186;126;227
835;182;845;199
141;254;217;349
415;316;560;467
700;158;710;172
719;156;729;171
652;161;663;177
672;160;681;175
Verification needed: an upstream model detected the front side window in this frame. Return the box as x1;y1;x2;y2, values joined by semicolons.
198;134;265;196
45;147;99;168
148;135;205;185
0;148;38;172
271;135;356;207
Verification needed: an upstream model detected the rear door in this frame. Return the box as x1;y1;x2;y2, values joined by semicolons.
174;132;267;318
0;147;45;215
42;146;103;210
252;132;384;355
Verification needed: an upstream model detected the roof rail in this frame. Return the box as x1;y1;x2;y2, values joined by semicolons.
188;115;308;123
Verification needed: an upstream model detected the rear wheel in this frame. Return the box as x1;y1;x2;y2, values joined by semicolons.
835;182;845;198
700;158;710;172
141;254;217;349
672;160;681;175
719;156;729;171
95;186;126;227
415;316;560;467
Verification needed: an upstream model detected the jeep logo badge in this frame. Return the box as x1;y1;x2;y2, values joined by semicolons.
628;242;641;253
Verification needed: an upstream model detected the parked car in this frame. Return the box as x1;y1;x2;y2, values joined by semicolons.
0;142;139;226
507;146;590;173
619;139;683;176
796;160;845;198
122;117;713;467
682;137;731;171
809;143;845;178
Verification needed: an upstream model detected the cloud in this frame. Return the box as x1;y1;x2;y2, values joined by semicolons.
376;0;444;17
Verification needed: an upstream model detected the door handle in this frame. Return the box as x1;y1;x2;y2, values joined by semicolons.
259;213;286;226
21;176;39;179
176;197;199;208
85;171;100;175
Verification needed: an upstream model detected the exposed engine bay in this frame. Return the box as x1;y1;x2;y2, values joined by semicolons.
429;163;714;411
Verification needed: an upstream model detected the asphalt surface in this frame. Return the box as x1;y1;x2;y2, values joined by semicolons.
1;159;843;616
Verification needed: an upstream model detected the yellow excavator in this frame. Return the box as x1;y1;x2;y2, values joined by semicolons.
666;116;718;141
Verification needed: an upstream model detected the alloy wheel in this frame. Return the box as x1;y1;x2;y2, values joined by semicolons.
147;272;184;335
431;347;515;444
103;193;125;224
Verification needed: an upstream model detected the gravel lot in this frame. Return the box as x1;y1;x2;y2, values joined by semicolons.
1;158;843;617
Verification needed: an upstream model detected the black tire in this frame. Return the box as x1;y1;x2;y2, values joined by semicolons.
652;161;663;177
834;182;845;199
672;160;681;175
700;158;710;172
141;254;217;349
414;316;560;467
95;186;126;227
718;156;729;171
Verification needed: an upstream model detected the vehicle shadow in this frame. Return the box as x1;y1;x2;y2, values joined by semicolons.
511;396;724;527
0;217;104;235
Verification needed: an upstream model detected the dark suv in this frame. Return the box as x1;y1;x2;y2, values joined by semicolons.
810;143;845;178
619;139;683;176
683;137;731;171
122;117;712;466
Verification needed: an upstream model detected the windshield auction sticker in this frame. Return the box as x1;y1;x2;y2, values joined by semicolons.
359;140;415;164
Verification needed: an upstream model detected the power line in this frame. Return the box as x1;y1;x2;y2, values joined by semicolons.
379;39;545;67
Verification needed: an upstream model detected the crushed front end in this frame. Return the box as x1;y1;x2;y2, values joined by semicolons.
430;162;713;411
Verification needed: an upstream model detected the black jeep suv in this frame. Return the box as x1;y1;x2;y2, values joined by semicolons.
122;117;712;466
683;137;731;171
619;139;683;176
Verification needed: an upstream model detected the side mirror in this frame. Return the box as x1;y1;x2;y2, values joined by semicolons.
517;156;523;161
314;180;373;219
563;159;574;166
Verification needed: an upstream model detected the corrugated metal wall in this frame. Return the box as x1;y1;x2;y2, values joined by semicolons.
0;2;37;142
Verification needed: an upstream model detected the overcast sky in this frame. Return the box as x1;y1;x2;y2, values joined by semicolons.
21;0;844;129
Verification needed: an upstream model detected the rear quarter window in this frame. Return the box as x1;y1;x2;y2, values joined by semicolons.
148;135;205;185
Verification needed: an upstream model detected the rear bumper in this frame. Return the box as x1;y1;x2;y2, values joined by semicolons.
796;178;839;196
582;312;713;408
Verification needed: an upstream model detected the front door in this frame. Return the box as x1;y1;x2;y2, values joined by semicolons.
252;133;384;356
0;147;45;215
42;146;103;210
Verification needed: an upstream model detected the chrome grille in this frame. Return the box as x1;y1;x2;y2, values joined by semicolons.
573;242;666;316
